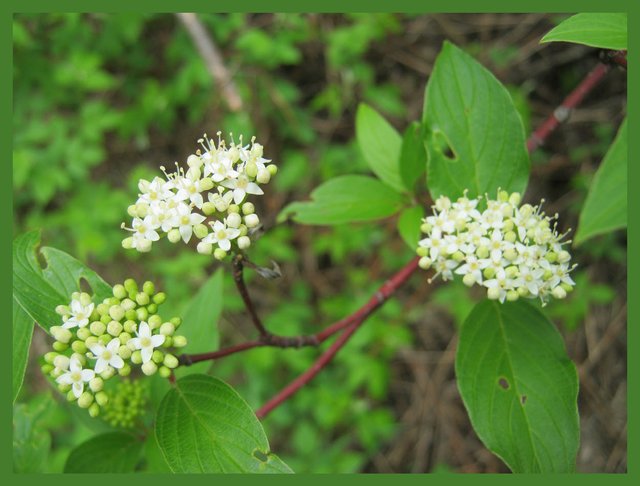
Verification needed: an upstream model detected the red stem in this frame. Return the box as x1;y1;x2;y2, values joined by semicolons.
255;257;420;419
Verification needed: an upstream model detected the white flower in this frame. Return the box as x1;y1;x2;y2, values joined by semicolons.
418;228;445;260
202;220;240;251
138;177;173;205
455;255;489;284
174;203;206;243
129;321;165;364
132;216;160;241
221;174;264;204
89;338;124;374
61;298;94;329
175;175;208;209
56;355;95;398
149;199;179;232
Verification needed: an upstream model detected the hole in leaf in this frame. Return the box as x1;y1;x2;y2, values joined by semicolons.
498;377;510;390
521;395;527;405
432;130;457;161
79;277;92;294
253;449;269;462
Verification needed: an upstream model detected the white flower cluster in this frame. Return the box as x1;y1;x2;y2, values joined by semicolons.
416;191;576;305
122;132;277;260
41;279;187;418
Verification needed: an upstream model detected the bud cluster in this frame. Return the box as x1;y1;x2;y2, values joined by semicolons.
100;379;148;428
41;279;187;417
122;132;277;260
416;191;576;305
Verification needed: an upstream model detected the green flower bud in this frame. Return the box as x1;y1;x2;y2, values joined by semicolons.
100;366;116;380
509;192;521;206
88;403;100;418
107;321;123;337
89;321;106;336
89;377;104;392
197;242;213;255
125;309;138;321
99;334;112;345
135;203;149;218
416;247;428;257
162;336;173;347
267;164;278;176
118;345;132;360
78;391;94;409
487;287;501;300
227;212;242;228
53;341;69;352
483;267;496;279
560;282;574;293
135;292;150;306
202;201;216;216
158;366;171;378
124;278;138;294
506;290;519;302
148;314;162;328
498;190;509;202
71;340;87;354
517;286;529;297
118;363;132;377
142;281;154;295
55;305;70;316
52;327;73;344
160;322;175;336
113;284;127;300
123;320;137;334
228;204;240;214
100;314;112;325
244;213;259;228
79;293;92;306
504;231;517;243
213;248;227;261
504;248;518;261
462;273;476;287
552;286;567;299
418;257;432;270
170;317;182;327
118;332;132;344
131;351;142;364
167;228;181;243
153;292;166;305
141;361;158;376
505;266;518;279
85;336;99;348
452;251;465;263
146;303;158;315
237;236;251;250
238;224;248;237
256;168;271;184
122;237;134;249
58;383;71;393
503;219;514;232
420;223;432;233
96;303;110;316
41;364;54;375
242;202;255;215
163;354;179;369
200;177;214;191
172;335;187;348
95;391;109;407
67;390;77;402
44;352;58;364
558;250;571;263
543;270;553;280
193;223;208;239
109;305;125;322
152;350;164;364
136;308;149;321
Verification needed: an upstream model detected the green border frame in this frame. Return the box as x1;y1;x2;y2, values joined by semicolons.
4;0;635;483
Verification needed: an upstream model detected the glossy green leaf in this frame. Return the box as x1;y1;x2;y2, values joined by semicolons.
278;175;406;225
456;300;579;472
13;297;34;403
64;432;144;473
541;13;627;50
423;41;529;200
174;268;224;377
397;206;424;250
13;230;112;332
399;121;427;191
575;118;627;245
356;103;405;192
155;374;293;473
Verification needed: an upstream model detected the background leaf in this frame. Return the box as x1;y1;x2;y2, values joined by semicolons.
13;297;34;403
422;41;529;200
397;206;424;250
13;398;52;473
155;374;293;473
455;300;579;473
174;268;224;377
575;117;627;245
399;121;427;192
64;432;144;473
541;13;627;50
356;103;405;192
279;175;406;225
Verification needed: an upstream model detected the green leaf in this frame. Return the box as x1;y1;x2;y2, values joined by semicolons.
575;118;627;245
423;41;529;201
64;432;144;473
356;103;405;192
13;297;34;403
397;206;424;250
13;231;112;332
278;175;406;225
142;434;172;473
174;268;224;377
541;13;627;50
399;121;427;191
456;300;579;473
13;399;52;473
155;374;293;473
